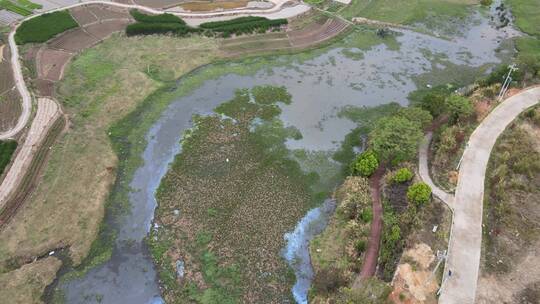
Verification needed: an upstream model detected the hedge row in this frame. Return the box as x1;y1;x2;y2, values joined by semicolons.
199;16;268;29
129;9;186;24
126;22;198;37
0;140;17;176
15;10;79;44
200;17;287;37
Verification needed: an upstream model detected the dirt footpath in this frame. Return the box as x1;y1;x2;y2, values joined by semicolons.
0;98;61;210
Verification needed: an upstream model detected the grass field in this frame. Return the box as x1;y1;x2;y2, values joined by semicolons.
15;11;78;45
0;140;17;176
0;34;220;281
340;0;478;25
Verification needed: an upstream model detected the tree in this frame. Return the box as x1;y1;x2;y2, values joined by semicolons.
407;182;432;206
418;90;448;117
369;116;423;165
396;107;433;130
351;150;379;177
446;95;473;123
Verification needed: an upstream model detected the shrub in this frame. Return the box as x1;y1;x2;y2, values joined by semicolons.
200;17;287;37
407;182;432;206
312;266;347;294
395;107;433;129
355;240;367;253
393;168;413;183
351;150;379;177
446;94;473;123
0;140;17;175
369;116;423;165
480;0;492;6
15;10;78;44
359;208;373;223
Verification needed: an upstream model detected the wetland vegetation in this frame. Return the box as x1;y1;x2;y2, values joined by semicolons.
151;86;325;303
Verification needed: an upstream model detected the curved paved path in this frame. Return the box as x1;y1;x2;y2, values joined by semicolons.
0;98;61;208
419;87;540;304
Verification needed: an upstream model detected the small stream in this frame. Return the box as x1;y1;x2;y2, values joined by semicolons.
58;4;518;303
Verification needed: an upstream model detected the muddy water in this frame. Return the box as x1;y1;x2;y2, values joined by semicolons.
59;6;517;304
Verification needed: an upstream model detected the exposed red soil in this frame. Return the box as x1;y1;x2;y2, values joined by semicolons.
355;165;385;285
33;79;55;97
288;18;349;47
84;19;131;40
0;44;21;133
37;48;74;82
87;4;132;20
47;28;99;53
70;6;99;26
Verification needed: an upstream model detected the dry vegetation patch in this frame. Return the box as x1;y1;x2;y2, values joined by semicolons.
0;34;220;271
0;256;61;304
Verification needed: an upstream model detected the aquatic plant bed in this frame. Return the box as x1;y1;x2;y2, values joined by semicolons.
200;16;287;37
151;86;322;303
15;11;79;44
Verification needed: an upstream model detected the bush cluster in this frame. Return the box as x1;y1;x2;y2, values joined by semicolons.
200;16;287;37
15;10;78;44
392;167;413;183
126;10;197;37
350;150;379;177
407;182;432;206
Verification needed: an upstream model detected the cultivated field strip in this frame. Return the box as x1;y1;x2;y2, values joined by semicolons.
0;98;61;210
0;43;21;133
288;17;349;47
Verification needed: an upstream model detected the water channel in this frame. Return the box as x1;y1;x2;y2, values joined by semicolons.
59;5;518;303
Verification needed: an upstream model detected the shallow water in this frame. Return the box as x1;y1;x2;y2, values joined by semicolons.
283;199;337;304
59;6;518;303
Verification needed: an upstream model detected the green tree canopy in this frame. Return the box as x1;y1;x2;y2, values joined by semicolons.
351;150;379;177
446;94;473;123
395;106;433;130
369;116;423;164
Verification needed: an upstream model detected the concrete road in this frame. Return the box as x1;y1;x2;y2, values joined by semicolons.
438;87;540;304
0;98;61;208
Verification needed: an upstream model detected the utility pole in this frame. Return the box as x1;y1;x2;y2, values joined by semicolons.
497;64;518;102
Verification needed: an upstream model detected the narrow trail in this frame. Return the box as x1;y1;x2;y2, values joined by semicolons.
354;165;384;287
